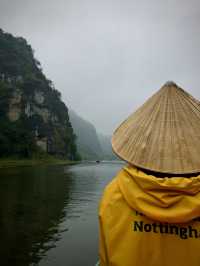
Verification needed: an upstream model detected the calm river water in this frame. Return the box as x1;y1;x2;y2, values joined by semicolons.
0;162;124;266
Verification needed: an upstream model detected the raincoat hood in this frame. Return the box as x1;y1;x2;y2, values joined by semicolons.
118;165;200;223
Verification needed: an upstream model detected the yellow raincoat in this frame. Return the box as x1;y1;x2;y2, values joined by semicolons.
99;165;200;266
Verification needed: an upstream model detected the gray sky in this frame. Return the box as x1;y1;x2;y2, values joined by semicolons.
1;0;200;134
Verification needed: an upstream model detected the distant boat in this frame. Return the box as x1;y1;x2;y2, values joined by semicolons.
96;160;100;163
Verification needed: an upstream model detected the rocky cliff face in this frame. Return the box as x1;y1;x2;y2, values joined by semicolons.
7;88;22;121
0;29;78;159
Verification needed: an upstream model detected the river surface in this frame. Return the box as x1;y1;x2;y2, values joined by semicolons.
0;162;124;266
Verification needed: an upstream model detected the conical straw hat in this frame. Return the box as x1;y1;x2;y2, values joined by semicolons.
112;81;200;174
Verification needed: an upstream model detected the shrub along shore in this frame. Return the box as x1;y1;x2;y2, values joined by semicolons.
0;157;78;169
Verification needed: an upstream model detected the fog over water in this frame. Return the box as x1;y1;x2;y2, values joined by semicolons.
0;0;200;134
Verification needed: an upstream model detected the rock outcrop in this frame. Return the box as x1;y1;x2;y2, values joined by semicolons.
0;29;78;159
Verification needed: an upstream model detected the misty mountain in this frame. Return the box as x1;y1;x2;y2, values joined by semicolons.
69;109;103;160
69;109;118;160
98;133;118;160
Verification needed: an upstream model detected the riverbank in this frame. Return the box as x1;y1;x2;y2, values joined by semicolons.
0;158;78;169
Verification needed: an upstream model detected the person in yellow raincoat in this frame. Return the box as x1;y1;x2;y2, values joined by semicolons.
99;82;200;266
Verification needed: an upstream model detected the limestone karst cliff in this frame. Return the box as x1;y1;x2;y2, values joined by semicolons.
0;29;78;159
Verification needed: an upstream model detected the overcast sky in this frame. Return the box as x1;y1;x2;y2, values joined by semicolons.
0;0;200;134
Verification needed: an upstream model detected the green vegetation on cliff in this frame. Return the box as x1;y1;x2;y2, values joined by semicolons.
0;29;79;160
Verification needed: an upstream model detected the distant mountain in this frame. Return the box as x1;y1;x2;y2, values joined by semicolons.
69;109;118;160
0;29;78;159
98;133;118;160
69;110;103;160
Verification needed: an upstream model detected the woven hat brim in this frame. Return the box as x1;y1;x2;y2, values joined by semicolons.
112;83;200;175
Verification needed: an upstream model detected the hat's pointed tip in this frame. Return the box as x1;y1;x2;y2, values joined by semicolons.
163;81;178;88
160;81;181;94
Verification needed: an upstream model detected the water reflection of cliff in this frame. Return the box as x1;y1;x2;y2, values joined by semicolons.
0;165;73;266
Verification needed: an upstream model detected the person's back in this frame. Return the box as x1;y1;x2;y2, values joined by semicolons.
99;82;200;266
99;166;200;266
